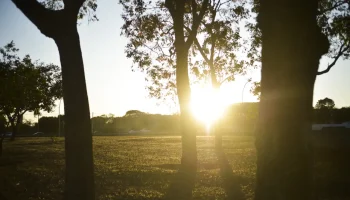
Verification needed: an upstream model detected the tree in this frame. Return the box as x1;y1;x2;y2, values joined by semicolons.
315;97;335;109
189;0;248;149
254;0;329;199
248;0;350;98
0;42;61;140
315;97;336;123
120;0;209;172
10;0;97;199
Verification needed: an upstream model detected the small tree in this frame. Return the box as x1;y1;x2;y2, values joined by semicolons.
189;0;248;149
315;97;335;109
0;41;62;140
315;97;336;123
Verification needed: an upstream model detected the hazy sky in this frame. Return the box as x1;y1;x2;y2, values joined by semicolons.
1;0;349;119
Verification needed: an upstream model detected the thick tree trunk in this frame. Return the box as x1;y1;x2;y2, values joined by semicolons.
176;48;197;172
55;25;95;200
255;0;329;200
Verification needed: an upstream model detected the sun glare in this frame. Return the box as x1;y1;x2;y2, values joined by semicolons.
191;86;228;133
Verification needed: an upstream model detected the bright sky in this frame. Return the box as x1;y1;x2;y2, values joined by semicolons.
1;0;350;120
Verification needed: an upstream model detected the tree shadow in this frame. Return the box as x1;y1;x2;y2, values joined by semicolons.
215;149;247;200
163;165;196;200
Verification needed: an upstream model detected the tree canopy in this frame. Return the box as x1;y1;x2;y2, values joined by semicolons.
315;97;336;109
0;41;62;138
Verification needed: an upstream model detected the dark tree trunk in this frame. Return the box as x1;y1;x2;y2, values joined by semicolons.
0;134;4;157
11;1;95;200
255;0;329;199
10;120;17;141
55;25;95;200
173;0;197;173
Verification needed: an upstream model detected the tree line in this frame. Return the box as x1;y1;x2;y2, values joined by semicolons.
3;99;348;136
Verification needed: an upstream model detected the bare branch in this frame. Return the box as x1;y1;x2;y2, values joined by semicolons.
317;43;349;75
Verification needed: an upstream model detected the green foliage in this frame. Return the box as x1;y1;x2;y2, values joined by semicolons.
0;41;62;133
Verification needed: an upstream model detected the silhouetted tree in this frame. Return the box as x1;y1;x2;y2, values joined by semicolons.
10;0;97;199
248;0;349;98
188;0;248;149
315;97;335;109
0;42;61;140
120;0;210;172
254;0;329;199
314;97;336;123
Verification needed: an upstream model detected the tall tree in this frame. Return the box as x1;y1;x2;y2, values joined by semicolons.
248;0;350;98
189;0;248;149
0;42;62;140
255;0;329;199
120;0;209;172
10;0;97;199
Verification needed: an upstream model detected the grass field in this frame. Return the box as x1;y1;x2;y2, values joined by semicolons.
0;136;349;200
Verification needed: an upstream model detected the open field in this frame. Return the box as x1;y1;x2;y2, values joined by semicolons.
0;136;349;200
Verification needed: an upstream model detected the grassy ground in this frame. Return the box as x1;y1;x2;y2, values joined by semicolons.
0;136;349;200
0;136;256;200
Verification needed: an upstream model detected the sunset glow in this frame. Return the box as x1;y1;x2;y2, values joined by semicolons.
191;86;229;133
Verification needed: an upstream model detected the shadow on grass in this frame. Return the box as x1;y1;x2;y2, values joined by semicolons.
313;147;350;199
215;148;247;200
163;165;196;200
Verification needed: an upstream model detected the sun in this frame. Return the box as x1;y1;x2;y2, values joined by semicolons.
190;86;229;133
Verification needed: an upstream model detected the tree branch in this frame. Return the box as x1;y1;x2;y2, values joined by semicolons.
185;0;209;49
219;75;234;86
194;37;210;64
317;1;348;15
317;43;349;75
63;0;86;14
11;0;62;38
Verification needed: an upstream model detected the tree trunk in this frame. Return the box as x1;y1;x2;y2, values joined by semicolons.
255;0;329;199
177;49;197;173
173;0;197;173
55;25;95;200
10;120;17;141
209;62;222;150
0;134;4;157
